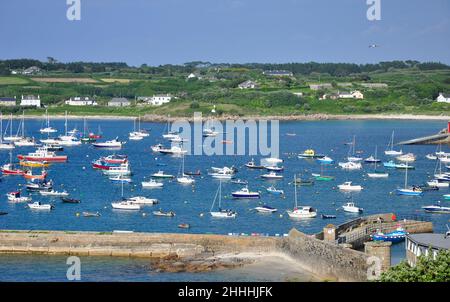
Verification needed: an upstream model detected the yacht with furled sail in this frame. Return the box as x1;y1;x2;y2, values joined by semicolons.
176;153;195;185
367;146;389;178
0;113;15;149
3;113;21;142
347;135;363;162
396;165;423;196
14;111;37;147
287;175;317;219
210;180;237;218
39;109;57;134
385;130;402;156
162;115;179;140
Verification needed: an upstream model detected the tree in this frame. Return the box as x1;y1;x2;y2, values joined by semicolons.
380;250;450;282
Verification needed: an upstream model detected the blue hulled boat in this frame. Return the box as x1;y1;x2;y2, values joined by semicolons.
370;228;408;243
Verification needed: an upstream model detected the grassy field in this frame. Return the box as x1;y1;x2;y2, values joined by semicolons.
30;77;98;83
0;76;29;85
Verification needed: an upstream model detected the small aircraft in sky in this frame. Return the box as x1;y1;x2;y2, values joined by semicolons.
369;44;380;48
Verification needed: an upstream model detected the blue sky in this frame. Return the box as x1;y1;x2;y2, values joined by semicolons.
0;0;449;66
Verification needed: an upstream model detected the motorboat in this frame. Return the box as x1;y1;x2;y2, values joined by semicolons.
245;158;265;169
126;196;158;205
254;205;278;213
151;171;174;178
422;204;450;214
28;202;53;210
102;154;128;164
142;179;164;188
6;191;31;202
338;181;363;192
39;190;69;197
265;165;284;172
17;147;67;162
92;138;124;148
266;186;284;195
102;163;131;176
396;153;416;162
321;214;337;219
209;171;235;179
23;169;47;180
364;156;381;163
1;163;24;175
338;161;362;170
232;186;260;199
317;156;334;164
342;202;363;213
298;149;324;159
370;227;408;243
261;171;283;179
111;200;141;210
26;179;53;192
158;146;187;155
153;209;176;217
61;197;80;203
109;175;132;183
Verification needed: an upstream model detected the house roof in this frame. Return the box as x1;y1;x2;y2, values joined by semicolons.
439;93;450;98
109;97;129;103
407;233;450;250
22;95;39;100
0;97;16;102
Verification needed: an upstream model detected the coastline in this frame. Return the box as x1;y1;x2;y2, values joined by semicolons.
15;113;450;122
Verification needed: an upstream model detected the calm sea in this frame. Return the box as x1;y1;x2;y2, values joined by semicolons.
0;119;448;281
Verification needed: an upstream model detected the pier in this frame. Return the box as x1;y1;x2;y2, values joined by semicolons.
398;122;450;145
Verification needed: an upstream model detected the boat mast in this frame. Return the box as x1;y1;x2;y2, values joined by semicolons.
0;112;3;143
294;175;298;209
404;164;408;189
21;111;25;137
64;111;68;136
9;114;13;138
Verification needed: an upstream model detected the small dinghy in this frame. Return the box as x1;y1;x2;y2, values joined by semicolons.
153;209;175;217
422;203;450;214
178;223;190;229
321;214;337;219
28;202;53;210
231;179;248;185
265;165;284;172
254;205;278;213
0;211;8;216
245;158;265;169
61;197;80;204
82;211;100;217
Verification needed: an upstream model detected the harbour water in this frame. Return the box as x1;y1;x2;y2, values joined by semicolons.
0;119;448;281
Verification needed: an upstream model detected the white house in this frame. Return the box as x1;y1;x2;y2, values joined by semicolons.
187;73;197;79
338;91;354;99
351;90;364;99
436;93;450;103
338;90;364;99
238;80;258;89
20;95;41;107
65;96;97;106
148;94;172;106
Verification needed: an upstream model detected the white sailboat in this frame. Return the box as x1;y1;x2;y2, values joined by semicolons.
286;175;317;219
367;146;389;178
39;109;57;133
3;114;21;142
0;112;15;149
14;111;37;147
347;135;363;162
129;117;144;140
210;180;237;218
111;181;141;210
177;153;195;184
162;115;179;140
385;130;402;156
57;111;81;146
396;164;423;196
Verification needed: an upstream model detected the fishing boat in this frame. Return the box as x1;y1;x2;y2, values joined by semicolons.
92;137;124;149
266;186;284;195
298;149;324;159
370;227;408;243
26;179;53;191
28;202;53;210
39;109;57;134
2;150;24;175
396;153;416;162
338;161;362;170
286;176;317;219
261;171;283;179
254;205;278;213
151;171;174;178
210;181;237;218
385;131;402;156
321;214;337;219
422;203;450;214
231;179;248;185
338;181;363;192
82;211;100;217
367;146;389;178
153;209;176;217
396;166;423;196
141;179;164;188
109;175;132;183
61;197;80;203
0;113;15;149
232;186;260;199
17;147;67;162
111;200;141;210
265;165;284;172
102;154;128;164
176;153;195;185
6;191;31;202
317;156;334;164
342;202;363;213
39;190;69;197
126;196;158;205
23;169;48;180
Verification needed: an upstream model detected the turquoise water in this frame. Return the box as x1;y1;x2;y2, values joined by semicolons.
0;119;447;281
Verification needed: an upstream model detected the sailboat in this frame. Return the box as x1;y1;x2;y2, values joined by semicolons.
210;180;237;218
162;115;179;140
3;114;21;142
81;118;95;143
347;135;363;162
0;112;15;149
286;175;317;219
367;146;389;178
136;116;149;137
57;111;81;146
129;117;144;140
312;163;335;181
176;153;195;184
14;111;37;147
428;157;450;188
203;118;219;137
385;131;402;156
111;181;141;210
39;109;57;133
396;164;423;196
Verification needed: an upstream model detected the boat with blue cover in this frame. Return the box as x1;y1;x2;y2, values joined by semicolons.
370;227;408;243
